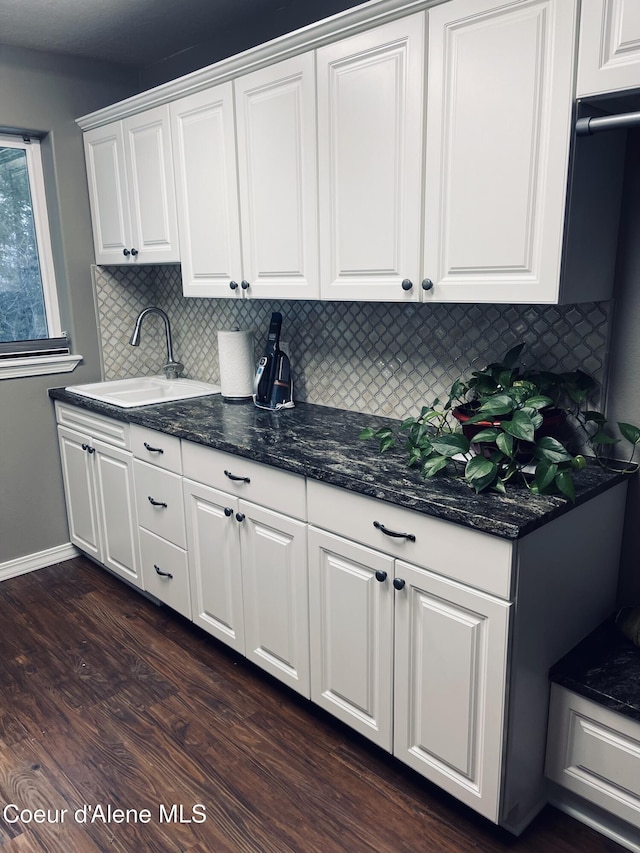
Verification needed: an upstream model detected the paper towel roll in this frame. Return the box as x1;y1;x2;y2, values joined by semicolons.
217;329;255;401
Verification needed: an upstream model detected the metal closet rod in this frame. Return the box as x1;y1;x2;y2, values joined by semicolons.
576;110;640;136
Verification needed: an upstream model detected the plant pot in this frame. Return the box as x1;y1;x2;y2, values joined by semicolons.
452;405;568;461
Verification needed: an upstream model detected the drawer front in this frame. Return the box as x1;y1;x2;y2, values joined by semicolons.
546;685;640;829
134;460;186;548
55;401;129;449
130;424;182;473
307;480;513;599
139;528;191;619
182;442;306;520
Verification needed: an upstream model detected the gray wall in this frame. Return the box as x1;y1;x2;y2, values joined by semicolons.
0;45;137;563
605;130;640;604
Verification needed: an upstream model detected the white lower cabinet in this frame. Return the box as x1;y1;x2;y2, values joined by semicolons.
55;403;140;587
132;426;190;618
308;528;394;750
182;442;310;697
308;524;509;821
393;560;509;821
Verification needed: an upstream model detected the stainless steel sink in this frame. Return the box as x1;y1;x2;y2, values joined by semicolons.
66;376;221;408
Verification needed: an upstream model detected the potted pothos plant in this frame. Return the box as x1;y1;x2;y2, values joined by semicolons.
361;343;640;501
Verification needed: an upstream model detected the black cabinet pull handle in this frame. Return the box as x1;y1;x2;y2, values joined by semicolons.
229;280;239;290
82;443;95;454
393;577;406;591
154;564;173;580
401;279;413;291
143;442;164;454
375;570;387;583
421;278;433;291
148;496;167;508
241;280;250;290
373;521;415;542
236;512;245;522
224;470;250;483
123;248;130;257
130;248;138;257
224;507;233;517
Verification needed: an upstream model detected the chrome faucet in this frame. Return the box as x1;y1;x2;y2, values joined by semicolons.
129;307;184;380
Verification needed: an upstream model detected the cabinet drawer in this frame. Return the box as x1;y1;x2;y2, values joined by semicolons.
182;442;306;520
307;481;513;599
55;401;129;449
139;528;191;619
130;424;182;473
546;685;640;830
134;460;186;548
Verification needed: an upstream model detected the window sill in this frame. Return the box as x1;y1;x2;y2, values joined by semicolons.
0;353;83;380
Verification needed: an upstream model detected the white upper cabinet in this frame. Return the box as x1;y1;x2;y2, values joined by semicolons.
235;53;319;299
578;0;640;96
171;54;318;300
423;0;578;304
84;106;179;265
170;83;243;298
317;14;425;302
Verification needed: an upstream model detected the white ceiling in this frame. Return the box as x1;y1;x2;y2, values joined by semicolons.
0;0;342;68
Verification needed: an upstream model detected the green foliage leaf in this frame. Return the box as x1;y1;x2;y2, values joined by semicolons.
502;343;525;369
534;459;558;491
618;422;640;446
379;435;394;453
496;432;515;458
591;431;619;447
469;428;500;443
533;436;573;463
523;395;554;410
360;427;376;440
421;456;450;478
501;410;536;442
464;455;498;493
583;410;606;425
431;434;470;457
555;470;576;502
474;394;515;418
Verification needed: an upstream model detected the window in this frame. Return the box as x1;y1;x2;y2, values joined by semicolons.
0;132;80;378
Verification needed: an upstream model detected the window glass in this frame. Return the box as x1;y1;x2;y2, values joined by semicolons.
0;143;48;342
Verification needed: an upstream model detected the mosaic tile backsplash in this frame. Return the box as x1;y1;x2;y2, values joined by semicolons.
92;265;612;421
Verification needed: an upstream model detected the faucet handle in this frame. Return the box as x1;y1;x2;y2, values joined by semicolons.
164;361;184;380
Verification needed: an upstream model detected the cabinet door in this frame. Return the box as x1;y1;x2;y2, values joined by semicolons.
58;426;102;560
308;528;394;750
83;122;132;265
240;501;309;697
393;561;510;822
235;53;319;299
93;438;140;587
183;479;245;653
423;0;576;303
170;83;243;297
578;0;640;96
317;14;425;301
123;106;179;264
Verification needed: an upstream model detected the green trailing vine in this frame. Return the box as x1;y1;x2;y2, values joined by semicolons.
361;343;640;501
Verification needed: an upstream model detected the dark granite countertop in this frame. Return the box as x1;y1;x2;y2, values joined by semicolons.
49;388;630;541
550;618;640;723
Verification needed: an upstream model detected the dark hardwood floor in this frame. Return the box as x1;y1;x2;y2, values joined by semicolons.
0;557;623;852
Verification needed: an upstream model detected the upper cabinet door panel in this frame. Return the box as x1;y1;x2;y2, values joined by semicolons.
123;106;179;264
317;14;425;301
170;84;243;298
235;54;319;299
423;0;577;303
84;124;131;264
578;0;640;96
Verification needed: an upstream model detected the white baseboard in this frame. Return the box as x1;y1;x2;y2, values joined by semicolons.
0;543;79;582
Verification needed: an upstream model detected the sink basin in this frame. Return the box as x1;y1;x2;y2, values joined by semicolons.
66;376;221;408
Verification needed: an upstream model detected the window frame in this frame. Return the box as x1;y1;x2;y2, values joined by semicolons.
0;132;81;379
